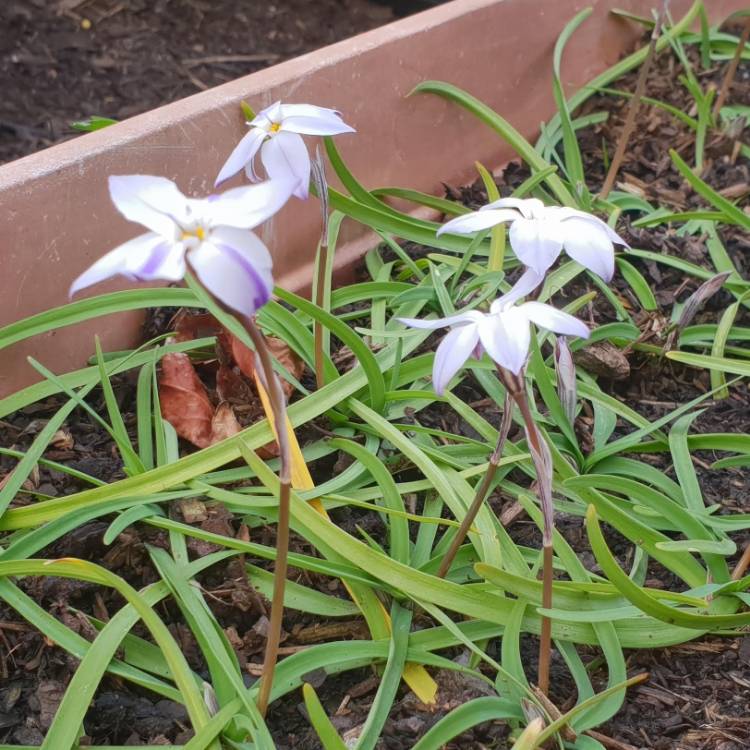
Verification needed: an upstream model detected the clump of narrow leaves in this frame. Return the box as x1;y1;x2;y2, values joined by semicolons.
1;3;749;750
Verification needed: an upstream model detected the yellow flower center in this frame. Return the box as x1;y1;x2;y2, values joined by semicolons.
270;122;281;133
182;227;206;241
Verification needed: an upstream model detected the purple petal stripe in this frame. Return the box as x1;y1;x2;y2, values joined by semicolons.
215;242;272;313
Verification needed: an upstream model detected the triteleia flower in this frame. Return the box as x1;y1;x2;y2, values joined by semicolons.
70;175;295;317
437;197;628;282
215;102;355;199
398;277;589;394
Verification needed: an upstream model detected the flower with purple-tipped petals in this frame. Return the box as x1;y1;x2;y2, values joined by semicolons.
215;102;355;199
437;197;628;282
398;273;589;394
70;174;295;317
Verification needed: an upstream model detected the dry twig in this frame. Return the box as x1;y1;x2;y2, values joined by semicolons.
600;5;667;199
713;16;750;117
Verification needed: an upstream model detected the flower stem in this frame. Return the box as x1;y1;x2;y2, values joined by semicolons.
436;393;512;579
244;318;292;717
539;543;553;695
311;144;330;391
313;243;329;390
498;367;554;695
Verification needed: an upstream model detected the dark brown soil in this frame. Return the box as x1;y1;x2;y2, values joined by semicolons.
1;18;750;750
0;0;442;165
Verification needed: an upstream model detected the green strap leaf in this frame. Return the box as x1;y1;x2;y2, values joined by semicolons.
302;683;348;750
670;148;750;229
412;80;577;206
586;506;749;629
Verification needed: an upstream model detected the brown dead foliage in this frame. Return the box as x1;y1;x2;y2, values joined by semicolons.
158;312;303;452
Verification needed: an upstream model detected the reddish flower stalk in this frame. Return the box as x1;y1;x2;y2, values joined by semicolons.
244;318;292;717
498;367;554;696
436;393;513;579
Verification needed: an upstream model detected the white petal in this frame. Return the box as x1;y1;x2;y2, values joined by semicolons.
279;103;343;119
508;217;563;276
133;241;186;281
559;216;616;281
397;311;484;330
244;154;263;183
432;325;480;395
210;225;272;271
490;267;545;313
206;178;295;230
520;301;590;339
481;197;543;219
261;132;311;199
252;101;283;127
437;208;521;236
70;233;185;296
108;175;187;238
214;127;267;186
477;307;531;375
553;207;629;247
280;113;355;136
189;231;274;317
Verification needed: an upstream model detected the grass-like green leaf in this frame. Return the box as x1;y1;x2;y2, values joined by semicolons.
670;148;750;229
0;559;213;742
552;8;591;196
666;350;750;376
411;697;523;750
585;506;749;628
302;683;348;750
0;288;198;350
412;80;576;206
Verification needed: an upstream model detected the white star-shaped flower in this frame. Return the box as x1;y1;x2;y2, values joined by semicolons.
215;101;355;199
438;197;628;281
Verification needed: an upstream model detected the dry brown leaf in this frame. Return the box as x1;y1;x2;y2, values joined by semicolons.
221;331;303;398
160;311;301;453
257;439;279;460
0;463;40;496
172;311;222;343
267;336;305;396
170;310;304;397
29;463;40;489
209;402;242;443
159;353;246;449
159;352;214;448
220;329;256;381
